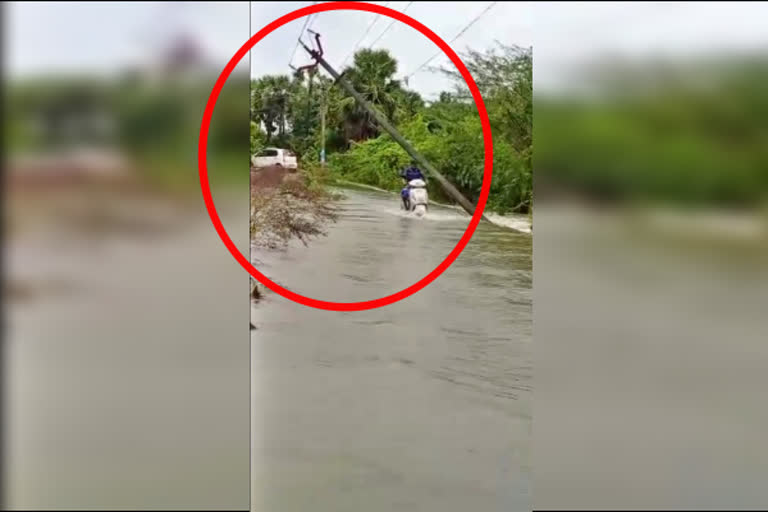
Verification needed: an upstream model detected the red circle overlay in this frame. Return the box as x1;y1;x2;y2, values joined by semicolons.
199;1;493;311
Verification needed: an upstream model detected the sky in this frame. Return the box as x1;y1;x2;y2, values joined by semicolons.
7;2;768;93
531;1;768;92
6;2;250;77
249;1;534;101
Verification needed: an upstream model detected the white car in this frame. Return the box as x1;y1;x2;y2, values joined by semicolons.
251;147;298;169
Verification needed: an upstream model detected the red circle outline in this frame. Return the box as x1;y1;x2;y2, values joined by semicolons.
199;1;493;311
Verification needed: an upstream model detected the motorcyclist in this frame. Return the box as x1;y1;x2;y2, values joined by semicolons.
400;161;426;210
401;187;411;210
400;161;425;183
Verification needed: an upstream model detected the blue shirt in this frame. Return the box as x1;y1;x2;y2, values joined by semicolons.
401;166;425;182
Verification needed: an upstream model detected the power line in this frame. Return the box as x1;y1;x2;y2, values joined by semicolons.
288;3;318;67
288;14;313;66
305;9;320;38
339;1;391;69
404;2;497;81
367;1;414;48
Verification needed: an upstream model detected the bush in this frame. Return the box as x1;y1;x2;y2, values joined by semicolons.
328;114;531;212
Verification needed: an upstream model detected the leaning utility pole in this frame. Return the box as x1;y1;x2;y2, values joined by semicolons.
300;33;490;221
320;95;326;166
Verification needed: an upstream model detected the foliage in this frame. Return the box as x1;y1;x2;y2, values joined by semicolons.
250;176;338;249
535;58;768;208
7;74;249;191
327;44;532;213
249;44;532;214
250;120;266;156
439;43;532;155
328;135;408;191
330;113;530;213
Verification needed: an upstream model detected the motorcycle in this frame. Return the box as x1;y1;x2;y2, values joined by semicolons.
402;179;428;217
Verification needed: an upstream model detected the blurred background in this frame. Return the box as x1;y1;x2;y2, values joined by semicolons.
533;1;768;509
4;2;250;509
6;1;768;510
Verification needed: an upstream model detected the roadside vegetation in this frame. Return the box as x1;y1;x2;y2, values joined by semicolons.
250;44;533;215
8;74;249;197
249;166;338;250
536;58;768;210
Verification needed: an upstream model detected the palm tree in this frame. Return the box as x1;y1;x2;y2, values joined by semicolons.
392;88;424;123
250;49;426;151
250;74;294;143
339;49;403;143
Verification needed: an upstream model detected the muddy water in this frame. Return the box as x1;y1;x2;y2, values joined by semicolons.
4;202;250;510
251;188;532;511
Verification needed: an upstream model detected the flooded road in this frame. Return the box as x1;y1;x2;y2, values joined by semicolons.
251;188;532;511
4;200;250;510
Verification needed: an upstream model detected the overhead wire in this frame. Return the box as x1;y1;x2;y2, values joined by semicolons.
367;1;414;48
339;1;391;69
288;2;319;67
404;2;497;81
305;10;319;37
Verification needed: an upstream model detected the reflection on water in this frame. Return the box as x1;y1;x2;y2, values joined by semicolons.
252;189;532;512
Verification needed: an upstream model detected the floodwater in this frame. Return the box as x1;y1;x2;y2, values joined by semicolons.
4;198;250;510
251;188;532;511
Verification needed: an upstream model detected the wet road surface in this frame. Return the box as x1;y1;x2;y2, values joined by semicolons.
251;188;532;511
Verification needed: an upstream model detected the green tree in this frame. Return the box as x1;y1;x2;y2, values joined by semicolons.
329;43;533;214
339;49;416;142
250;74;293;142
439;43;532;154
248;43;532;214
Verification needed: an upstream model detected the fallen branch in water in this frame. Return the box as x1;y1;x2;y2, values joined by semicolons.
250;184;338;249
249;166;338;312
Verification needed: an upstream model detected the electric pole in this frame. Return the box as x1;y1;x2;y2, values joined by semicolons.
300;33;490;222
320;88;327;166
